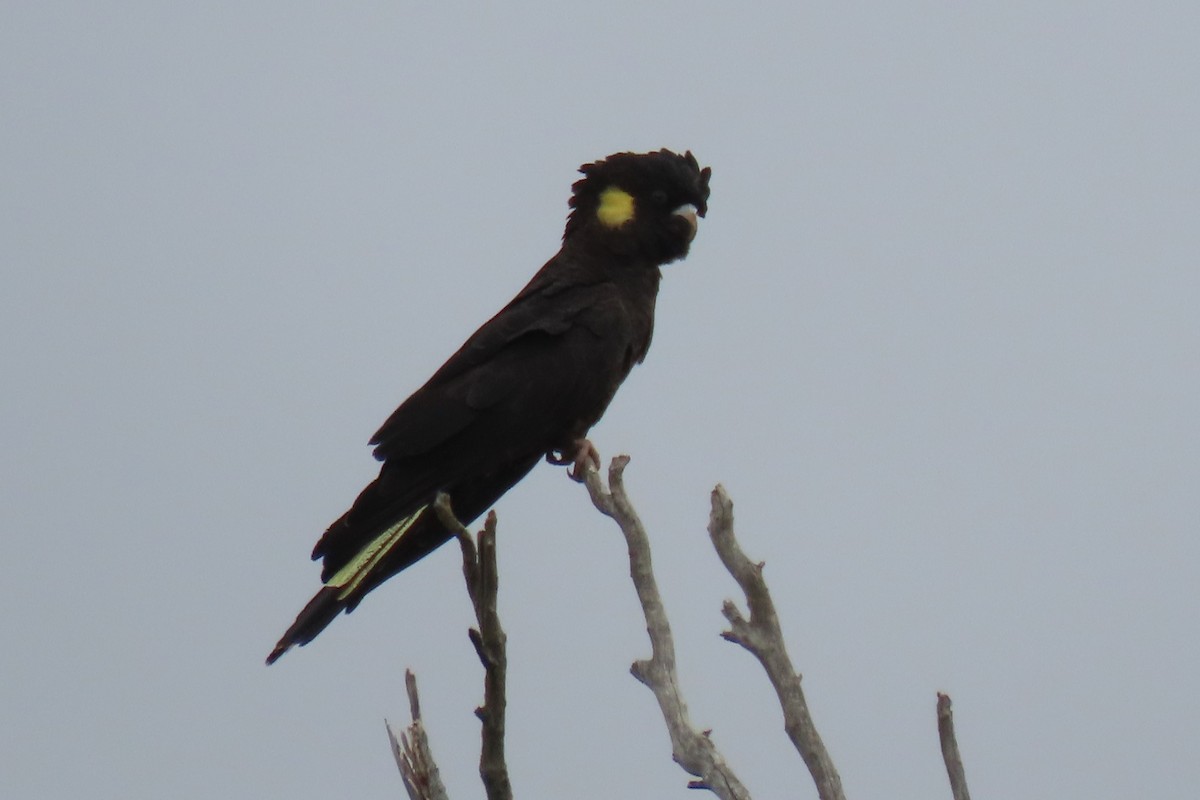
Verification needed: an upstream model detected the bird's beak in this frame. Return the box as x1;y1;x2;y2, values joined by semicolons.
673;203;699;241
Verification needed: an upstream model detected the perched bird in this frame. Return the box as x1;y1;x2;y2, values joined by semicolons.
267;149;711;664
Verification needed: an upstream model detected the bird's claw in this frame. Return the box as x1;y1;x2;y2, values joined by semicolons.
546;439;601;482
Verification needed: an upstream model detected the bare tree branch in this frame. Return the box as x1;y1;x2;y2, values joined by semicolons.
707;485;847;800
387;670;449;800
434;494;512;800
390;465;968;800
937;693;971;800
583;456;751;800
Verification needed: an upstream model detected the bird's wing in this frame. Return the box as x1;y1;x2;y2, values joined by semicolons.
368;265;601;462
310;267;620;581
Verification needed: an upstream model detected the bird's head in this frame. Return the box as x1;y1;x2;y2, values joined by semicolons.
564;149;712;264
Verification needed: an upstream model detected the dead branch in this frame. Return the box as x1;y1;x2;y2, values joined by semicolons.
434;494;512;800
583;456;751;800
386;670;449;800
707;485;846;800
937;693;971;800
387;464;973;800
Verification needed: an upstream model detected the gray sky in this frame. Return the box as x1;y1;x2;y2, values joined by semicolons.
3;3;1197;798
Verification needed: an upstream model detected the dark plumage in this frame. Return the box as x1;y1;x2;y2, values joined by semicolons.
267;149;711;664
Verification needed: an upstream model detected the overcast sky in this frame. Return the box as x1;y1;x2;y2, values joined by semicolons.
3;3;1198;798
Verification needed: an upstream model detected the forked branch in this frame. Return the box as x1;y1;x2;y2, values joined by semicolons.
384;497;514;800
434;495;512;800
707;485;845;800
583;456;751;800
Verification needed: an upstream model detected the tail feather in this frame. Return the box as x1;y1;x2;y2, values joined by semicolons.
266;586;346;665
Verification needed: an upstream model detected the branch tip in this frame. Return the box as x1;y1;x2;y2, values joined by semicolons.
937;692;972;800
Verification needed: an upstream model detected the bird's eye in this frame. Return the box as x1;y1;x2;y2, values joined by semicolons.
650;189;669;206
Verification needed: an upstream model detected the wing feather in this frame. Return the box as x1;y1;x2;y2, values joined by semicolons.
368;263;603;461
313;267;629;580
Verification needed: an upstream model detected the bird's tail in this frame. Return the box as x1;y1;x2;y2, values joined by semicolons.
266;505;433;665
266;586;346;665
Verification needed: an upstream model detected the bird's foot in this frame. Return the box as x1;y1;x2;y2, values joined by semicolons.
546;439;601;482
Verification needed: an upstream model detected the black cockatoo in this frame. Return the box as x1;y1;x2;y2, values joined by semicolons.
267;149;711;664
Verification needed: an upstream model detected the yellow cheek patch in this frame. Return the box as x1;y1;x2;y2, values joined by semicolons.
597;186;635;228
